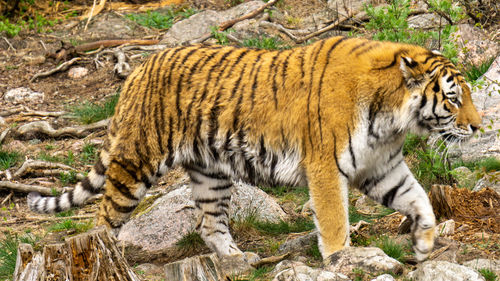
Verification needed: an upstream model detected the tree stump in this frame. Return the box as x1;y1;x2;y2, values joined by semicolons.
429;184;454;219
13;227;140;281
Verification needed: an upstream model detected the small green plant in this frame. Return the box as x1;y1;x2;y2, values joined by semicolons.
261;186;309;205
0;149;20;170
349;205;394;224
175;231;206;250
306;238;322;260
352;268;367;281
463;57;496;83
59;170;78;185
126;7;196;29
376;236;408;263
48;219;93;233
55;209;74;217
234;213;315;236
63;151;75;166
210;26;234;45
80;143;97;164
453;157;500;172
0;18;22;37
242;36;289;50
71;94;119;124
478;268;498;281
37;151;62;163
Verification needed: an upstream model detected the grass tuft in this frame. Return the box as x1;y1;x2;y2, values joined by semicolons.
234;214;315;236
126;8;196;29
464;57;495;83
70;94;119;124
48;219;93;234
478;268;498;281
376;236;408;263
242;36;290;50
0;149;20;170
175;231;206;250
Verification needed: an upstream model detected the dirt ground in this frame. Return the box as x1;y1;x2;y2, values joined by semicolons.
0;0;499;278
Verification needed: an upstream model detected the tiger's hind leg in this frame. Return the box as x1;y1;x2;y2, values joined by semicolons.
185;165;243;258
96;156;166;232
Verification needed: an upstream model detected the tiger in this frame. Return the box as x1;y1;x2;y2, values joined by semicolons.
27;36;481;262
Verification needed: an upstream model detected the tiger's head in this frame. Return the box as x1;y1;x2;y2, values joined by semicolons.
399;51;482;142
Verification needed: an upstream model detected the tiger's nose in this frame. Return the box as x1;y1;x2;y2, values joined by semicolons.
470;125;480;133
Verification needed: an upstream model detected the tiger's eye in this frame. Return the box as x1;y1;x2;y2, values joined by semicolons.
449;97;458;104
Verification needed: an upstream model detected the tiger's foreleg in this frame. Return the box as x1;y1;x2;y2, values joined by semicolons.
185;166;243;258
361;160;436;261
306;163;350;259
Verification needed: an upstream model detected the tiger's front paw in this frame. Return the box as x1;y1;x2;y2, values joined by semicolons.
411;215;435;261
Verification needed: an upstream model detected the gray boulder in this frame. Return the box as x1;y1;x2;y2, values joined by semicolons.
161;1;266;46
323;247;403;277
271;260;350;281
408;261;485;281
463;259;500;276
473;171;500;196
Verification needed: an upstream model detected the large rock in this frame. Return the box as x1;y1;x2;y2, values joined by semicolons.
450;24;500;66
449;55;500;161
370;274;395;281
278;231;318;254
323;247;403;277
271;260;349;281
160;1;266;46
118;182;287;258
473;171;500;196
463;259;500;276
408;260;485;281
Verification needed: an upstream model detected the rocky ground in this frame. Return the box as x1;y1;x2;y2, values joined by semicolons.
0;0;499;280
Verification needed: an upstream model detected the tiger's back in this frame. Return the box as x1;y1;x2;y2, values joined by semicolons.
28;37;481;261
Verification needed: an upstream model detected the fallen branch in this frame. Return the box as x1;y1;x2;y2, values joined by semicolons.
20;111;66;117
0;107;25;117
219;0;278;31
0;181;64;196
12;160;81;180
0;128;10;145
251;253;289;268
14;118;109;140
1;192;13;205
30;57;81;82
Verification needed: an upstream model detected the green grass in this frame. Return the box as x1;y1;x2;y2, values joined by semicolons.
232;266;273;281
59;170;78;185
0;12;59;38
260;186;309;205
0;149;20;170
80;143;98;164
55;209;75;217
376;236;409;263
478;268;498;281
70;94;119;124
0;233;38;280
175;231;206;250
349;205;394;224
48;219;93;234
210;26;234;45
464;57;495;83
453;157;500;172
234;214;315;236
242;36;290;50
126;7;196;29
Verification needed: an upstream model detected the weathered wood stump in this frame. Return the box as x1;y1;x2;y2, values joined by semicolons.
13;227;140;281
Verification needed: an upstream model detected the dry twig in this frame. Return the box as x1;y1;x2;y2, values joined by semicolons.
14;118;109;140
251;253;289;268
0;181;64;196
30;57;82;82
12;160;78;179
3;37;16;51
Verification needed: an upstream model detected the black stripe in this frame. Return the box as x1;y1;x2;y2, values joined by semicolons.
373;51;403;70
209;183;232;191
332;131;348;179
184;165;227;180
105;195;136;213
94;157;106;175
188;172;202;184
217;202;229;209
349;40;369;54
153;105;164;155
81;177;97;193
141;174;152;189
195;198;218;204
307;40;326;152
420;94;427;109
433;82;440;93
354;42;379;57
205;211;224;217
399;183;413;197
347;126;356;169
382;175;408;206
165;116;174;167
108;177;140;201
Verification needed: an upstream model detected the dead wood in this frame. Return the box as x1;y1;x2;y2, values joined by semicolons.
251;253;289;268
12;160;83;180
0;181;64;196
0;107;25;117
429;184;454;218
14;227;141;281
113;49;131;78
20;111;66;117
218;0;279;31
0;128;10;145
30;57;82;82
13;118;109;140
189;0;279;44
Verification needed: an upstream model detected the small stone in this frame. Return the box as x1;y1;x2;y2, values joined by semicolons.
4;87;44;104
370;274;396;281
456;224;470;232
278;231;317;254
408;260;485;281
68;67;89;79
435;219;455;237
22;55;46;65
0;116;5;126
473;171;500;196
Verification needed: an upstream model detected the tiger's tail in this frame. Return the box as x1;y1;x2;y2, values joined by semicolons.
28;150;108;214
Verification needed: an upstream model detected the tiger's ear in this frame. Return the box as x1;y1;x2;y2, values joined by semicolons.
400;56;424;88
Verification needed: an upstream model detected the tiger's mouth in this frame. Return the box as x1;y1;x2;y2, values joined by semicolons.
438;129;474;143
